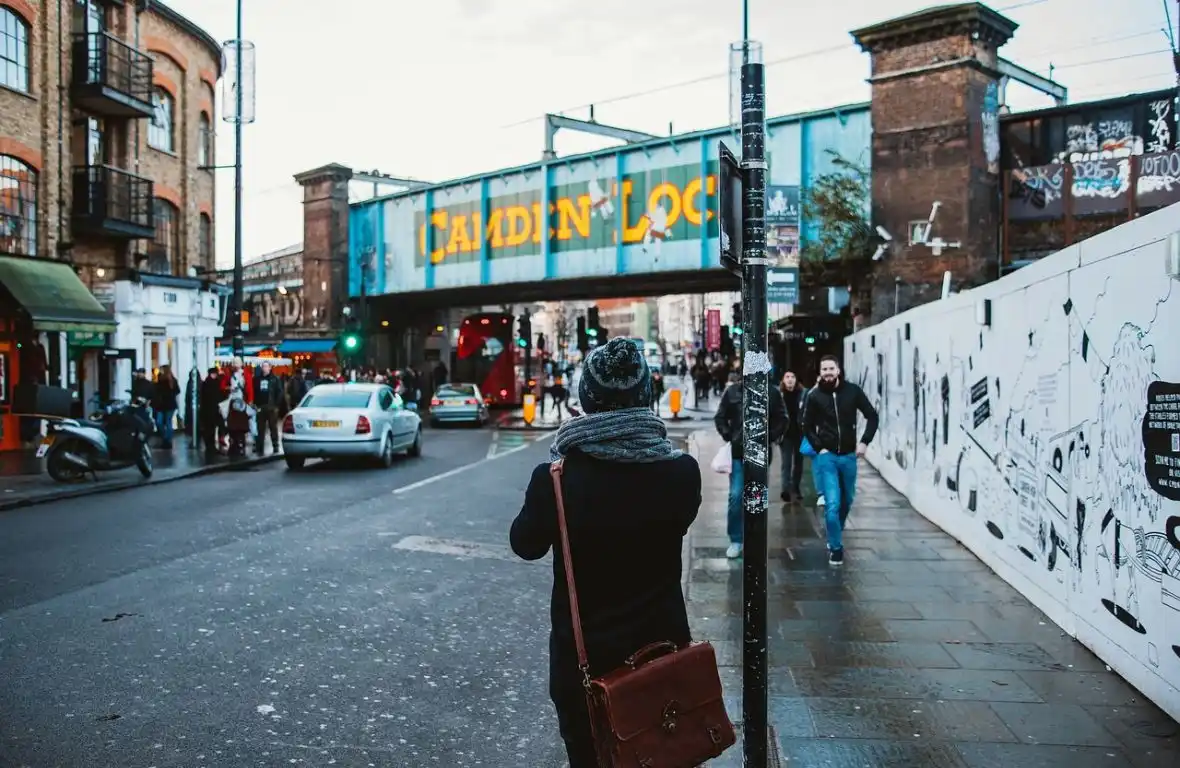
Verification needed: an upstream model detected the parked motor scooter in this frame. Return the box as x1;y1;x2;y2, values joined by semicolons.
39;395;155;482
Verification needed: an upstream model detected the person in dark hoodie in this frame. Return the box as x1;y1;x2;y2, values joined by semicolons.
510;337;701;767
198;367;225;456
714;371;787;559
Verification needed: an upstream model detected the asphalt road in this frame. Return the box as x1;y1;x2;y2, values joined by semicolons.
0;426;569;767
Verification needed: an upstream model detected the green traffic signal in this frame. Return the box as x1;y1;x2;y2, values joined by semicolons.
804;336;816;344
586;328;598;337
516;337;528;348
342;334;359;350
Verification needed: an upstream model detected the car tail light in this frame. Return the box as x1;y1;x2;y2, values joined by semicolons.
356;415;371;434
430;398;442;407
464;398;478;405
500;389;508;397
282;414;295;434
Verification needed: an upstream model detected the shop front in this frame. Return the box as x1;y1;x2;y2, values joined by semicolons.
110;274;226;403
0;255;118;451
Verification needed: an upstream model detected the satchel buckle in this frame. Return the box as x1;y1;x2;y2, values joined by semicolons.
579;663;592;692
661;701;679;733
708;725;723;745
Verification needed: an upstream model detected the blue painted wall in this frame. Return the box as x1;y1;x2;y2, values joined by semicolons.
349;101;870;297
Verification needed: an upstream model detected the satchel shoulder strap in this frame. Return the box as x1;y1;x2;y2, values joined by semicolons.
549;460;592;689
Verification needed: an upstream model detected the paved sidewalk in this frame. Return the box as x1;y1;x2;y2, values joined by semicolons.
0;433;282;512
685;430;1180;767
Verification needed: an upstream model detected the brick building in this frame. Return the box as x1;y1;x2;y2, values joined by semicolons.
0;0;222;451
850;3;1178;325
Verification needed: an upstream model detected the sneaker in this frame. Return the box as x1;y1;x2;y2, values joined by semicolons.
780;490;791;502
829;548;844;566
816;495;826;506
726;543;743;559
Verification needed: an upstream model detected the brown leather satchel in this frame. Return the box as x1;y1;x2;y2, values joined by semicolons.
550;460;736;767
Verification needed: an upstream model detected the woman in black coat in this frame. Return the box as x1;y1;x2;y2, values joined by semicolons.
510;337;702;766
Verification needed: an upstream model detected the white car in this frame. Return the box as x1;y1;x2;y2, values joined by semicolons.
281;382;422;470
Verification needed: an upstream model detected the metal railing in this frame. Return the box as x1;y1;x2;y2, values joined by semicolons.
71;31;153;105
72;165;154;231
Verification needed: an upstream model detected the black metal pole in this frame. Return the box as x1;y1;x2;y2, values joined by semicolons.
740;56;770;768
523;308;532;404
230;0;245;358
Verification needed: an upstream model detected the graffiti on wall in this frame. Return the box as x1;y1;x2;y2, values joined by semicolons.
247;288;304;334
1147;98;1174;155
847;231;1179;704
982;81;1001;175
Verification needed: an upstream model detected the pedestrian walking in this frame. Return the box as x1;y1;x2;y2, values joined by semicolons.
801;355;879;566
778;370;805;501
510;337;702;767
151;366;180;450
252;361;285;456
713;372;787;559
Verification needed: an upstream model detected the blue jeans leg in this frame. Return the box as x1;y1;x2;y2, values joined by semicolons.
834;453;858;529
727;458;744;545
814;453;844;551
155;409;175;444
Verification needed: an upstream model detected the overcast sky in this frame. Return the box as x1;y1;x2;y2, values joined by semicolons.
162;0;1177;268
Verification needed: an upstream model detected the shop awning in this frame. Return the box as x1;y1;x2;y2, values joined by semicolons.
278;339;336;353
0;255;116;333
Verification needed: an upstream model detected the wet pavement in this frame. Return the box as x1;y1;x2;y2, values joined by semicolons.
0;433;282;511
687;431;1180;767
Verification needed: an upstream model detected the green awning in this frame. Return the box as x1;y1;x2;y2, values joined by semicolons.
0;255;116;333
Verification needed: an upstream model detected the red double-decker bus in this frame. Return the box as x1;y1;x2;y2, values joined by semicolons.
455;313;518;406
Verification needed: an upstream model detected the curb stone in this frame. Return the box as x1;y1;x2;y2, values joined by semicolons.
0;453;284;513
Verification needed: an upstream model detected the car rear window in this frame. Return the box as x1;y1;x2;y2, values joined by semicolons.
438;385;476;397
302;391;372;408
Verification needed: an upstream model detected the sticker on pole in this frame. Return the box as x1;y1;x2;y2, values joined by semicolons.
767;267;799;304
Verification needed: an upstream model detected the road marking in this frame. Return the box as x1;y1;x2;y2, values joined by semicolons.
392;535;518;562
486;432;499;460
392;433;551;495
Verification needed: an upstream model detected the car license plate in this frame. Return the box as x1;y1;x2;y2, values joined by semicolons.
35;436;53;458
310;420;341;428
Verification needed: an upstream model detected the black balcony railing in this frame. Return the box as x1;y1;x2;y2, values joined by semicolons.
70;32;154;118
72;165;155;240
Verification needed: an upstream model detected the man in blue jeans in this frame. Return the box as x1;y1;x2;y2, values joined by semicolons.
801;355;879;566
714;372;787;559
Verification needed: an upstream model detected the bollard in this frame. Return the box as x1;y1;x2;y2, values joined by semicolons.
669;388;682;419
522;393;536;427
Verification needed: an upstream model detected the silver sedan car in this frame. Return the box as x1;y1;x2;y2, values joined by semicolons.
281;383;422;470
428;383;490;427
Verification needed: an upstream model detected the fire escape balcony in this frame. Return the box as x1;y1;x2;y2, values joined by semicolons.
72;165;155;240
70;31;154;118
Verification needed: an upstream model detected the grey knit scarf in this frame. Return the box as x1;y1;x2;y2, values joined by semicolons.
550;407;682;463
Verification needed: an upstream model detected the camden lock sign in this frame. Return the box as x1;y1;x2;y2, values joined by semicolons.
415;160;721;265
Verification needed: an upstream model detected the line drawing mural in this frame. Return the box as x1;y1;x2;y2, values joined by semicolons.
846;206;1180;719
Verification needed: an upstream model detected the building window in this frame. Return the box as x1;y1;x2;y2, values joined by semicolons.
199;213;212;267
148;88;174;152
86;117;105;165
0;155;37;256
1;8;31;94
150;198;179;274
197;113;212;167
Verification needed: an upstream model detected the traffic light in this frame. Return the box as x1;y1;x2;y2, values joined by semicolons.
732;301;743;330
576;316;588;352
587;306;599;329
518;314;532;349
339;330;361;355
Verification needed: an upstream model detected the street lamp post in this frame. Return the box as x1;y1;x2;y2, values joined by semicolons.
737;1;772;764
231;0;245;357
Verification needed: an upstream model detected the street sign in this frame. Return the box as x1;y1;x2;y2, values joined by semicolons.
766;267;799;304
718;142;743;275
